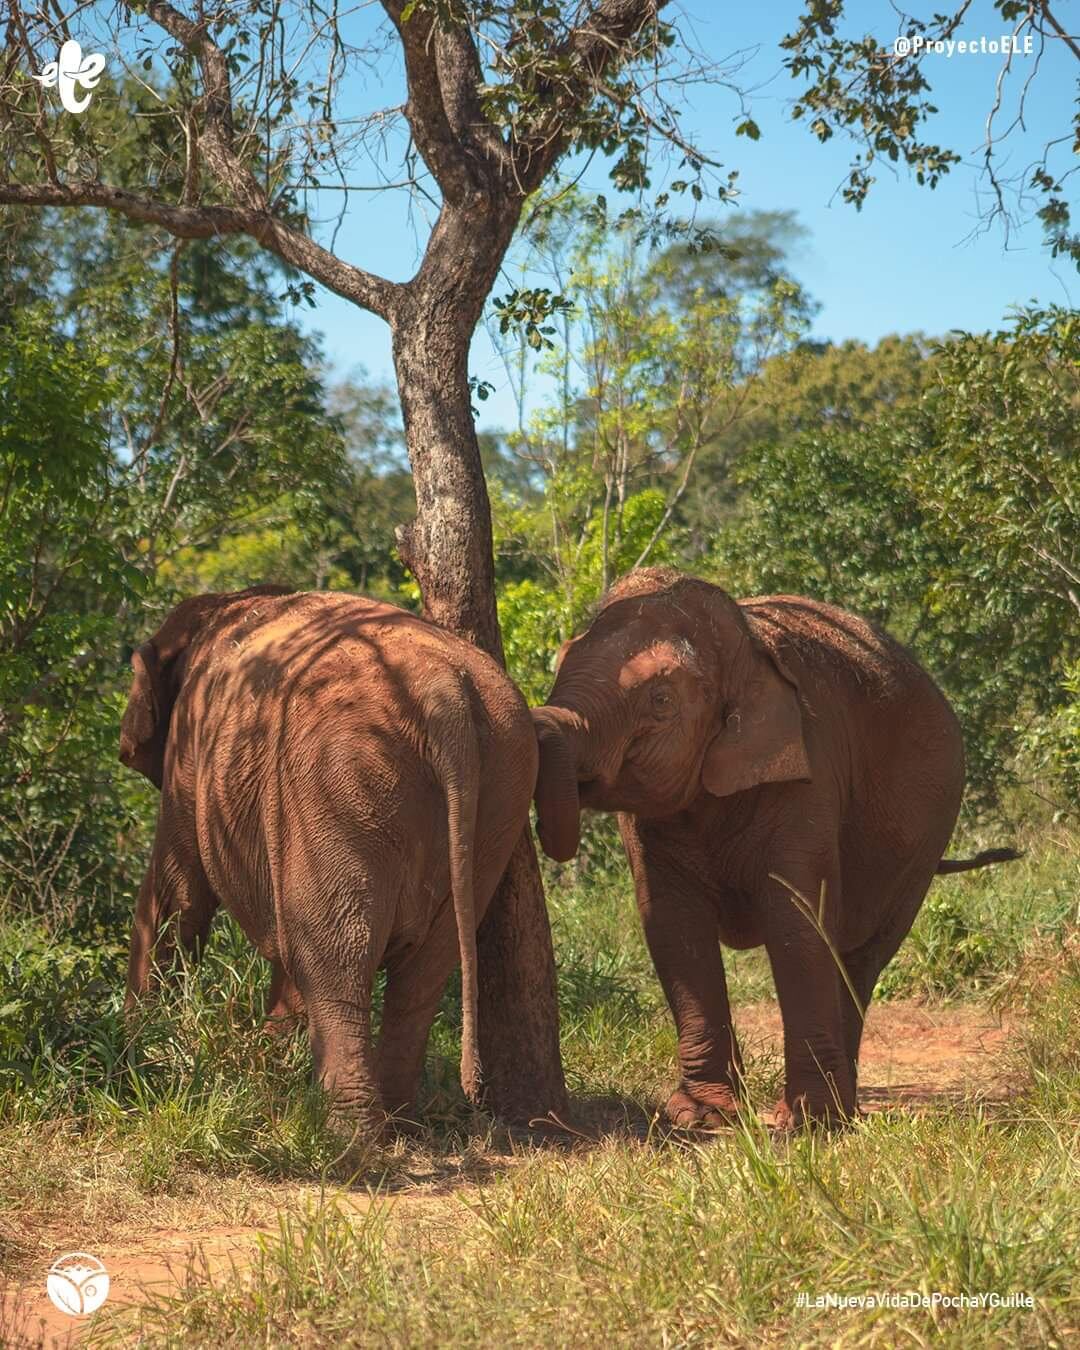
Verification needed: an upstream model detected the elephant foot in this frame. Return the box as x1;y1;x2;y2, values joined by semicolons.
665;1082;742;1130
325;1105;391;1175
772;1091;855;1133
261;1012;303;1038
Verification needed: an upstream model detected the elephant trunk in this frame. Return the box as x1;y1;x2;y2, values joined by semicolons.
531;706;586;862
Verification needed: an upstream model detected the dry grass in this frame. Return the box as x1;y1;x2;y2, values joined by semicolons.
0;831;1076;1346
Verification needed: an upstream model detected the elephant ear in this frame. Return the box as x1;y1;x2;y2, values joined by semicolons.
701;644;810;798
118;586;293;790
119;642;170;788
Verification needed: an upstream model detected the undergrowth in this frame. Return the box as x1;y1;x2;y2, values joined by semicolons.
0;827;1075;1346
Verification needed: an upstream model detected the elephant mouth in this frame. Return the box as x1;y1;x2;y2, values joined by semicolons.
580;764;686;818
577;774;629;813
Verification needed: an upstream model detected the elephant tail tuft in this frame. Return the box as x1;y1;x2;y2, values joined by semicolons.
936;847;1024;875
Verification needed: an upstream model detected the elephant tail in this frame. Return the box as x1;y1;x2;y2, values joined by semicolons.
936;847;1024;875
429;679;484;1108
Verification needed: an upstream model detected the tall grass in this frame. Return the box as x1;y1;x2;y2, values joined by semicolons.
102;1073;1080;1345
1;830;1077;1345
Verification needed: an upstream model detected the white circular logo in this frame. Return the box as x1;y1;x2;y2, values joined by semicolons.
46;1252;110;1317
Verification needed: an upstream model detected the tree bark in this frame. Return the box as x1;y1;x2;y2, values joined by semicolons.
391;204;569;1122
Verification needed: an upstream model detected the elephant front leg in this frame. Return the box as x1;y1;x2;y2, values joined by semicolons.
125;842;218;1013
626;824;744;1128
763;858;855;1128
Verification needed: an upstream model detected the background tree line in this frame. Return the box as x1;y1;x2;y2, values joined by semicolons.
3;164;1078;949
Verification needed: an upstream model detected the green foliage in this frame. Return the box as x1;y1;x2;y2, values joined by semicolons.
0;922;125;1095
0;916;347;1179
491;200;809;699
877;843;1078;998
715;307;1079;807
498;579;565;705
1023;661;1080;804
780;2;1079;266
0;307;138;710
716;420;936;626
0;307;150;928
493;287;574;350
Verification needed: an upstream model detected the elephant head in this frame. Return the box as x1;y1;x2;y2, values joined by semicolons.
119;584;293;789
531;568;811;861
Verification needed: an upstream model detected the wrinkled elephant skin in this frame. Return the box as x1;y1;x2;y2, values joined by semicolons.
531;567;1019;1129
120;586;538;1132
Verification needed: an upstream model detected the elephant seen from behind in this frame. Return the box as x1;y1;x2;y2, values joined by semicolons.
531;567;1019;1129
119;585;538;1132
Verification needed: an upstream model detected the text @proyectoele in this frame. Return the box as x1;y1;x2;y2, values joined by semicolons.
892;33;1035;57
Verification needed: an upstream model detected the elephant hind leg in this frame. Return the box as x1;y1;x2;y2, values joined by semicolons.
263;959;306;1034
836;946;882;1093
302;978;382;1135
376;906;460;1123
838;865;940;1097
286;904;389;1139
765;857;856;1128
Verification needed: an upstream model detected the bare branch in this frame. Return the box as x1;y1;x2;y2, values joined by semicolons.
0;179;248;234
1040;2;1080;63
0;181;401;318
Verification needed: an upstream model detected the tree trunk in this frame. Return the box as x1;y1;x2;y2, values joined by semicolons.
391;229;569;1123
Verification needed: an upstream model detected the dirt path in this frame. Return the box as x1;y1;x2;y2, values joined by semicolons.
1;1190;385;1349
742;996;1015;1113
1;999;1017;1348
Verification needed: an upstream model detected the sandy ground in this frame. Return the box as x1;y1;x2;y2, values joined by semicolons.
1;999;1015;1348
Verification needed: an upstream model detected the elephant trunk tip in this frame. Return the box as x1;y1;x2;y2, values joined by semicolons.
531;707;583;862
536;819;581;864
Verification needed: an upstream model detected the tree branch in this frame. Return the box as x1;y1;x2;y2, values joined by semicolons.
1039;2;1080;64
381;0;482;203
0;180;247;235
145;0;267;211
0;182;401;319
516;0;672;192
436;21;511;175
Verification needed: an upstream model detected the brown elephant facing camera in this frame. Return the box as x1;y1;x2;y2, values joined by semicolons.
531;568;1019;1128
119;585;538;1131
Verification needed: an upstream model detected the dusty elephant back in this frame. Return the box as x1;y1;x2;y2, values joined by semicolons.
738;594;932;697
177;589;530;749
740;592;964;867
170;589;535;947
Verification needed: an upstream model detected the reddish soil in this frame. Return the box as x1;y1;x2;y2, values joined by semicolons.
0;999;1018;1347
738;997;1015;1115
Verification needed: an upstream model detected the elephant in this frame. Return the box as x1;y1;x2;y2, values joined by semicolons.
119;584;538;1131
530;566;1020;1129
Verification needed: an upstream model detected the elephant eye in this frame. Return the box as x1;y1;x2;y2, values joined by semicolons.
648;681;678;719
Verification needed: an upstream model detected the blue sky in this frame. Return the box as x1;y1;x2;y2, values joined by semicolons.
290;2;1077;429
